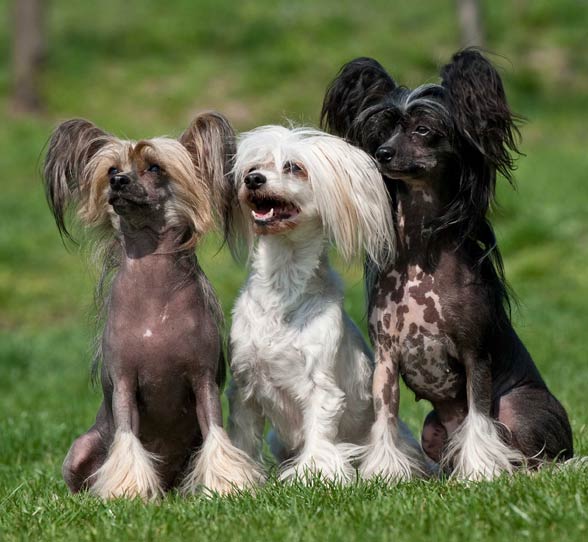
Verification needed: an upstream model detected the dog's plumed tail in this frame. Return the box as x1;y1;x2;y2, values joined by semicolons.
90;429;163;500
181;424;265;496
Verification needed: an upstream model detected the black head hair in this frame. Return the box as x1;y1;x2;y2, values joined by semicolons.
320;57;396;139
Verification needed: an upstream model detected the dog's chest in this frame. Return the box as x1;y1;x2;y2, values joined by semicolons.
231;292;308;431
370;265;464;401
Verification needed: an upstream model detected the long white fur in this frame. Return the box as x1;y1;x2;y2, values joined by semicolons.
232;125;395;266
90;429;163;500
359;415;429;480
180;424;266;495
443;408;525;481
228;126;421;483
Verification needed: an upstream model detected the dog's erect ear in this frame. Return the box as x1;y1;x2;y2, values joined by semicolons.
320;57;396;139
441;48;521;181
180;112;236;236
43;119;111;239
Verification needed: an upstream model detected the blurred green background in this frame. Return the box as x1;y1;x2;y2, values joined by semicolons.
1;1;587;541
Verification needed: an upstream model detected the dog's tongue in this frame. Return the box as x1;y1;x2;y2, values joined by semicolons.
252;208;275;221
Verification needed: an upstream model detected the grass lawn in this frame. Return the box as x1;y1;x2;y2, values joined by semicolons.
1;1;587;540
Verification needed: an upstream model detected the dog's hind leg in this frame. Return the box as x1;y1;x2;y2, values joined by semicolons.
90;381;163;500
359;347;429;481
62;404;110;493
181;373;266;496
496;386;573;464
443;352;524;480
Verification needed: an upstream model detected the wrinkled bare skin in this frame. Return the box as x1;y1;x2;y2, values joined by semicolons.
62;190;223;493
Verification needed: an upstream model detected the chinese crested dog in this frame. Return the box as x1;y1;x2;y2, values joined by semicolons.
321;49;573;480
44;112;263;499
225;125;428;482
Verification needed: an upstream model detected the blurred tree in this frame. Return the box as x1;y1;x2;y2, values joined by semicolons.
456;0;485;47
11;0;46;114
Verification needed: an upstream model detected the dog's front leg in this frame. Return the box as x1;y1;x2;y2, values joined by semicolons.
227;379;266;463
280;372;355;483
443;351;524;480
181;373;265;495
91;381;163;500
359;346;428;481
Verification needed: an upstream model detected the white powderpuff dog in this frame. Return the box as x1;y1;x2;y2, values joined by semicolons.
225;126;428;483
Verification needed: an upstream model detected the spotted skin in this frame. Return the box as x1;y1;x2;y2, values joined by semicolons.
371;264;464;404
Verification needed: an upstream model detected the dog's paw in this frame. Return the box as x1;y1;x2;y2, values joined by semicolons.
279;443;357;484
181;425;266;496
90;430;163;500
443;411;525;481
358;428;428;482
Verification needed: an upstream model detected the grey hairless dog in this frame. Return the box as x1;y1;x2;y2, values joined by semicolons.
44;112;264;499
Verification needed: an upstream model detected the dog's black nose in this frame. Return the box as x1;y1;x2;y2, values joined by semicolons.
375;146;395;164
244;172;266;190
110;174;130;191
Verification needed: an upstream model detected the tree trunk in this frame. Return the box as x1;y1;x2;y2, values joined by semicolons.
456;0;485;48
11;0;47;114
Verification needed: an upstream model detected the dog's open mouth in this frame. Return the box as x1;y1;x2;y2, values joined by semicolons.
246;194;300;225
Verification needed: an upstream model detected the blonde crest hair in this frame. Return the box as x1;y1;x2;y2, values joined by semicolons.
43;112;235;250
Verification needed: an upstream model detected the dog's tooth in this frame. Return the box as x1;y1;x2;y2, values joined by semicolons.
268;208;275;218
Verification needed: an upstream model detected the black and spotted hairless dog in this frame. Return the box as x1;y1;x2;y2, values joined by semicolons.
321;49;573;480
44;113;263;498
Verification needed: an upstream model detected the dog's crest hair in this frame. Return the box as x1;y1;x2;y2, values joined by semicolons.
229;125;395;266
44;112;234;249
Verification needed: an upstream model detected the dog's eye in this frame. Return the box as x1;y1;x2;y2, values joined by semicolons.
148;164;161;174
284;161;303;174
108;166;119;176
414;126;430;136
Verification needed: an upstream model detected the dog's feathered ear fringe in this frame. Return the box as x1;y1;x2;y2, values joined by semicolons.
432;49;522;317
180;111;236;240
306;135;395;267
321;57;396;139
43;119;112;240
433;49;522;248
441;48;522;183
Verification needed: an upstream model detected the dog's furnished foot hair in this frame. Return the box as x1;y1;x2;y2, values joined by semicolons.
279;441;359;484
444;409;525;481
90;430;163;500
181;424;266;496
359;419;429;481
